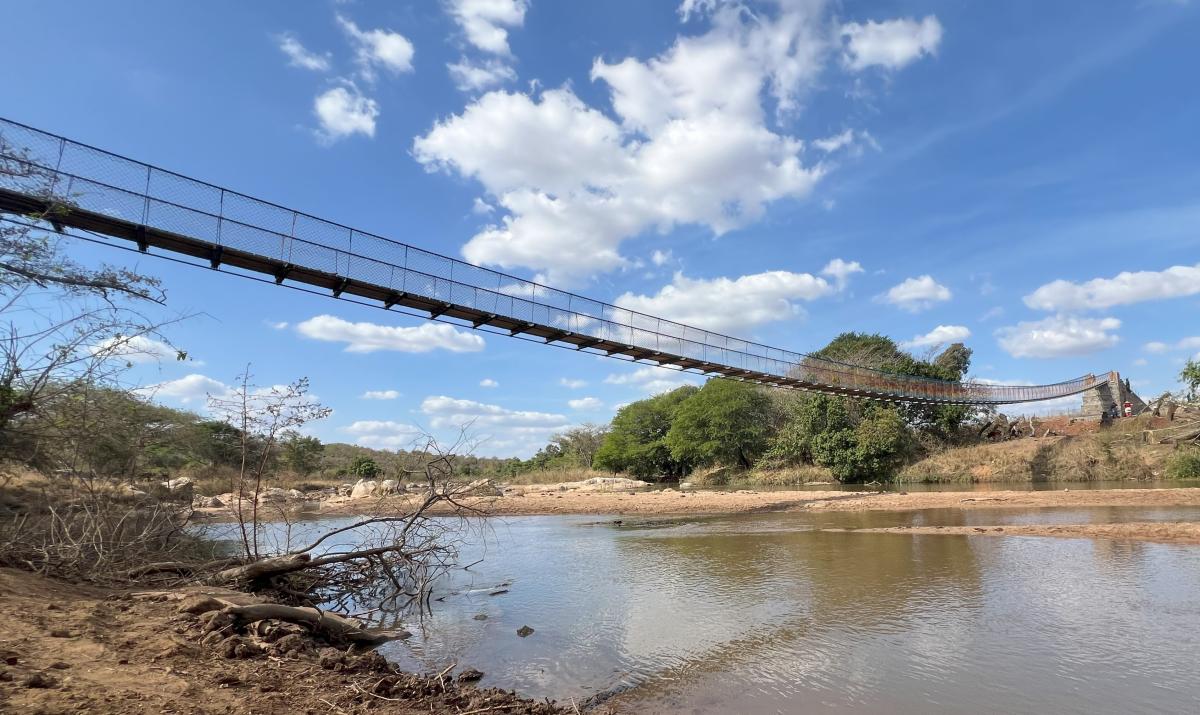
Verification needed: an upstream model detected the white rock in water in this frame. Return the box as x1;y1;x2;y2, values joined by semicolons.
350;479;378;499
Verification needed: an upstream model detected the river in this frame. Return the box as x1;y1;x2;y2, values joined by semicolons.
256;506;1200;713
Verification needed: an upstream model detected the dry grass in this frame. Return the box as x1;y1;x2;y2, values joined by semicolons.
898;434;1167;483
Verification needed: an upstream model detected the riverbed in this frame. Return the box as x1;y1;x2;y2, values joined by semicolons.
335;505;1200;714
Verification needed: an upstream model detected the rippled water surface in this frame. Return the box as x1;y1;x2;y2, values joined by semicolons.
350;506;1200;713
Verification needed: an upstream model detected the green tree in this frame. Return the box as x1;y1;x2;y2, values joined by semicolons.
1181;358;1200;402
593;386;698;479
665;379;776;468
281;431;324;476
349;455;381;479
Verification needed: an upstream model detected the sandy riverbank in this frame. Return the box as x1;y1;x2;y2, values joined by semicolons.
301;485;1200;518
832;522;1200;544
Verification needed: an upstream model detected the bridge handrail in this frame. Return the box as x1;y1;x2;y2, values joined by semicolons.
0;116;1099;404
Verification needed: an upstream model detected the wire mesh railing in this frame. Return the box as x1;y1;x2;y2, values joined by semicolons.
0;116;1102;404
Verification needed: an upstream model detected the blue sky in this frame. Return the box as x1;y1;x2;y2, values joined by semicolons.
3;0;1198;456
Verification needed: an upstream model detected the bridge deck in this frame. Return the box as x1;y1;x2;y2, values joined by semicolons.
0;117;1102;406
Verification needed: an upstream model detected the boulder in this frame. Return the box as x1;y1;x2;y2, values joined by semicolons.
464;479;502;497
197;496;224;508
350;479;378;499
162;477;194;492
257;487;290;503
286;489;305;500
378;479;404;495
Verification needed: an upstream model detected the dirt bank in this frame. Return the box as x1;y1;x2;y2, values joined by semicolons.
0;568;575;714
832;522;1200;544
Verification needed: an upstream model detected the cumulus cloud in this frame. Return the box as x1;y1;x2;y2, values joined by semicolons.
419;395;569;453
90;335;180;364
820;258;864;290
276;33;332;72
651;249;673;267
295;315;484;353
1023;263;1200;312
479;378;499;387
996;315;1121;358
604;365;700;395
445;0;529;55
615;269;836;333
142;374;229;404
416;4;904;286
1144;337;1200;355
879;275;951;312
314;84;379;141
360;389;401;400
337;14;415;80
840;16;943;71
342;420;425;450
901;325;971;350
559;378;587;389
567;396;603;410
448;57;518;91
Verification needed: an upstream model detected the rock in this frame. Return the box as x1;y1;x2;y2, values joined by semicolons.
489;589;509;596
286;489;305;500
257;487;290;503
464;479;502;497
680;481;694;489
194;495;224;508
458;667;485;682
120;485;146;497
350;480;378;499
22;672;56;689
472;613;488;621
162;476;193;492
516;625;535;638
378;479;403;495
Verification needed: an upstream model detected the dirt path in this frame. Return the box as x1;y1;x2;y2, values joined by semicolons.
832;522;1200;544
0;569;573;714
303;486;1200;518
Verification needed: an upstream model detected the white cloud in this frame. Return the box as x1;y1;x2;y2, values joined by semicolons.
143;374;229;404
337;14;415;80
360;389;401;400
568;396;603;410
840;16;943;71
313;85;379;141
1133;358;1148;367
820;258;863;290
342;420;425;450
295;315;485;353
471;197;495;215
1145;337;1200;355
448;57;518;91
880;275;952;312
615;269;836;333
650;249;673;267
267;321;289;330
1024;263;1200;312
812;129;876;155
276;33;332;72
414;4;843;285
604;365;700;395
901;325;971;350
419;396;569;453
559;378;587;389
479;378;499;388
996;315;1121;358
90;335;180;364
445;0;528;55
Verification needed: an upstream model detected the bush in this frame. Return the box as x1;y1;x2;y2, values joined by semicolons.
1166;450;1200;480
349;456;381;479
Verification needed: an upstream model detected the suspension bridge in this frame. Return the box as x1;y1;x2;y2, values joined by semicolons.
0;117;1104;406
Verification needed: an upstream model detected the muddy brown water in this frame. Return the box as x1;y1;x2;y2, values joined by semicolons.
242;506;1200;713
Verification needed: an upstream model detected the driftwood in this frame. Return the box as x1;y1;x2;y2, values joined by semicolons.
159;591;408;644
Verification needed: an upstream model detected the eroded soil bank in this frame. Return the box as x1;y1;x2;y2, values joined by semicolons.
0;568;577;714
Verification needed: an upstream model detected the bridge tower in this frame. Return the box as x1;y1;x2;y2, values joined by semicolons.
1081;371;1147;420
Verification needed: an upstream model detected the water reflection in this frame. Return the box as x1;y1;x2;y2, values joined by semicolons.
284;507;1200;713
